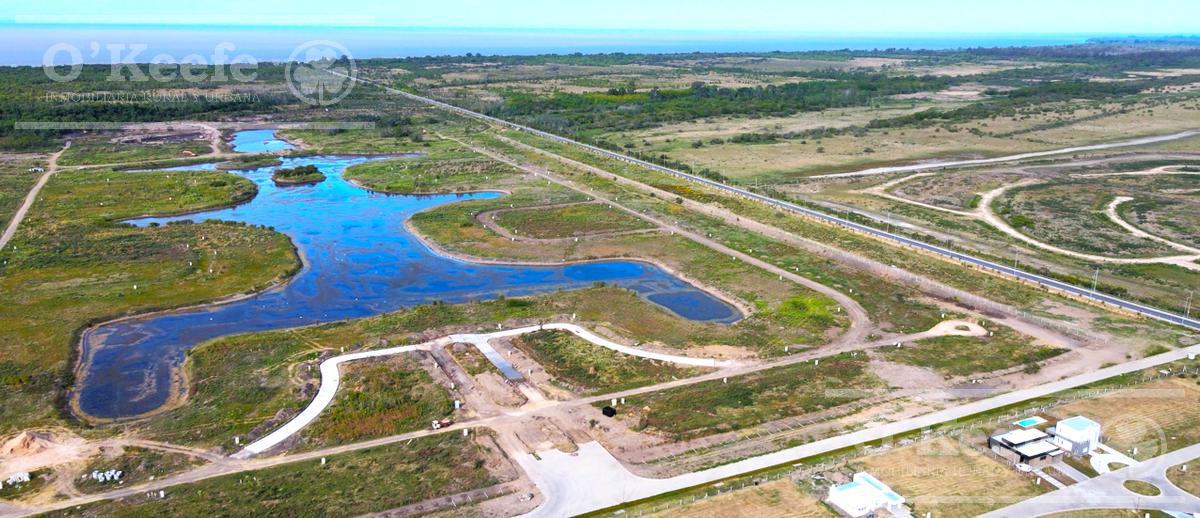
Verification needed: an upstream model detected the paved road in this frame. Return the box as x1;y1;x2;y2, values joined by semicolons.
514;343;1200;517
0;142;68;249
982;442;1200;517
344;75;1200;332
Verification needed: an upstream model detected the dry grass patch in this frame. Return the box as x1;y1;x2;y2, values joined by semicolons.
1044;511;1172;518
854;436;1049;517
646;479;834;518
1049;377;1200;460
1168;460;1200;497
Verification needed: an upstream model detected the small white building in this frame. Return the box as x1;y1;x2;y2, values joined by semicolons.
1050;416;1102;456
826;472;909;517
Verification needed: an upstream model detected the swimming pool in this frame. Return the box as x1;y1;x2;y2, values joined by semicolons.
1014;416;1047;428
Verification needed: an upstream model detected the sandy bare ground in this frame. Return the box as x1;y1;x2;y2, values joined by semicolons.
0;142;68;249
0;430;228;507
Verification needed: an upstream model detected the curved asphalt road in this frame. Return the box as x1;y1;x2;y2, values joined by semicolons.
345;76;1199;332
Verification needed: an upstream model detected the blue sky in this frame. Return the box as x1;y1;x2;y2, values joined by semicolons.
5;0;1199;34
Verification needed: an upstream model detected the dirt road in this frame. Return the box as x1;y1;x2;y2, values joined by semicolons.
0;142;68;249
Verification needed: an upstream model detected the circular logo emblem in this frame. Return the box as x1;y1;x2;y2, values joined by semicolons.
285;40;356;106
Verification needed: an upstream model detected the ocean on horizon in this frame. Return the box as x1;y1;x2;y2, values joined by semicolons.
0;24;1103;66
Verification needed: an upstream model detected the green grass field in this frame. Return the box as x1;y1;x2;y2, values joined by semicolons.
0;157;43;228
281;129;463;155
494;203;653;239
58;141;213;167
619;352;884;441
136;287;765;449
43;433;501;518
302;356;453;448
880;326;1068;377
0;168;298;432
498;129;1197;347
512;329;704;394
344;142;512;194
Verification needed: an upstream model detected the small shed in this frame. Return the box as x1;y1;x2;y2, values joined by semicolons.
601;406;617;418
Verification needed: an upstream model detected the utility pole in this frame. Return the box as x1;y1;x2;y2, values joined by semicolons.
1187;290;1194;319
1091;267;1100;292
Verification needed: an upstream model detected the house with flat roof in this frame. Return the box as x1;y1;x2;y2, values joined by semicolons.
1049;416;1102;456
988;428;1064;468
826;472;910;517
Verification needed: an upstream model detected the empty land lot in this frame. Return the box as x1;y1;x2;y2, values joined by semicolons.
644;479;835;518
511;329;703;395
616;353;885;441
879;324;1067;377
854;436;1050;517
39;434;505;518
1049;376;1200;461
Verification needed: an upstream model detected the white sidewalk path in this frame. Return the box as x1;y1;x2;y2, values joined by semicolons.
233;342;430;457
234;323;736;457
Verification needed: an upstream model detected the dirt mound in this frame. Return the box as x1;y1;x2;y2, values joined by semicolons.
0;432;54;457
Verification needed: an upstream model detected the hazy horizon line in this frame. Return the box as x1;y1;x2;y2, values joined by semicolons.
3;22;1195;39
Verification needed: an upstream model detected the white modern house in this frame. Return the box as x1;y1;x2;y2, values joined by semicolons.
1050;415;1102;456
826;472;910;517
